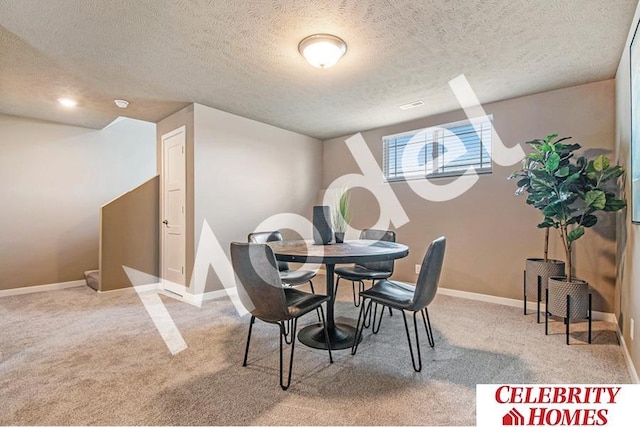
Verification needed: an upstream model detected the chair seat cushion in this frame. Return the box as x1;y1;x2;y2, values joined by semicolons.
334;265;392;281
280;269;316;286
284;288;330;318
360;279;415;309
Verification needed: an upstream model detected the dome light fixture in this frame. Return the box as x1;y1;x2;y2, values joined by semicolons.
298;34;347;69
58;97;77;107
114;99;129;108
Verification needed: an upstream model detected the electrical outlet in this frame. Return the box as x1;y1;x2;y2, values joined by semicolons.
631;318;635;341
415;264;421;274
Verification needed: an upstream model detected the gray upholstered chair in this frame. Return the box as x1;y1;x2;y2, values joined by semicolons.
230;242;332;390
334;229;396;307
248;231;316;293
351;236;446;372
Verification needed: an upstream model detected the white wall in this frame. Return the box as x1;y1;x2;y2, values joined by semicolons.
615;0;640;381
192;103;322;292
0;115;156;289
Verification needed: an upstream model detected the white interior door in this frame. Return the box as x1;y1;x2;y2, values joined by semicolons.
161;126;186;296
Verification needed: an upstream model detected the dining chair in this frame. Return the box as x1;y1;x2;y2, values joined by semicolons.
230;242;333;390
248;231;317;294
334;229;396;307
351;236;446;372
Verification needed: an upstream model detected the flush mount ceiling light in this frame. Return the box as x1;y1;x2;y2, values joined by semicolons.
399;100;425;110
298;34;347;69
58;97;77;107
114;99;129;108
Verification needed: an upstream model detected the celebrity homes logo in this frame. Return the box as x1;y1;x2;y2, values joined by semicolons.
476;384;640;426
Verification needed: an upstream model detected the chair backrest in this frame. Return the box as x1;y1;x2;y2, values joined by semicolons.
247;231;289;272
359;229;396;273
230;242;290;322
410;236;446;311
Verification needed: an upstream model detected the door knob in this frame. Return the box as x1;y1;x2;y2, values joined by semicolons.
162;220;169;226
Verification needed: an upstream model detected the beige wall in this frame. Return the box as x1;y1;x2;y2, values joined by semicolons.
99;176;159;291
0;115;156;290
323;80;618;312
615;1;640;381
193;103;322;292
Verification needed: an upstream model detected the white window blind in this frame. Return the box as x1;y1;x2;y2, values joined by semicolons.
383;116;493;181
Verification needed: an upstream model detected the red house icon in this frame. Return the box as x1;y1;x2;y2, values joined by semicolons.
502;408;525;425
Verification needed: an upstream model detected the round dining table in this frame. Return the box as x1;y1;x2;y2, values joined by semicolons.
267;239;409;350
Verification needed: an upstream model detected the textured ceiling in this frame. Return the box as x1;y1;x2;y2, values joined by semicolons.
0;0;637;139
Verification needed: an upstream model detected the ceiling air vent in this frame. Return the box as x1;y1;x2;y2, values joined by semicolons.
399;100;425;110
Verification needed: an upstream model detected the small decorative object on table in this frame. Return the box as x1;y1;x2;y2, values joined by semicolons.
312;205;333;245
332;188;350;243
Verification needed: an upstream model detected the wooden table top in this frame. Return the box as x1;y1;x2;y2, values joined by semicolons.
267;239;409;264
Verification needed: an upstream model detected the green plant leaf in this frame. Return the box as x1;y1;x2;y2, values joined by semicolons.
603;165;624;181
592;155;610;172
567;226;585;242
564;172;581;184
526;192;546;204
543;204;562;217
545;152;560;172
555;166;569;177
580;214;598;228
585;190;606;210
559;143;581;153
603;195;627;212
537;218;556;228
527;152;544;161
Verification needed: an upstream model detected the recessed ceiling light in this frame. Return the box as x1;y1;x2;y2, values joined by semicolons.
58;98;77;107
399;100;425;110
298;34;347;68
114;99;129;108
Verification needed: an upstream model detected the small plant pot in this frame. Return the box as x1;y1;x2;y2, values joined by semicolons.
525;258;565;301
334;232;345;243
546;276;592;345
547;276;590;319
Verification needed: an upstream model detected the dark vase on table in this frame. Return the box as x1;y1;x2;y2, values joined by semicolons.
312;205;333;245
334;232;345;243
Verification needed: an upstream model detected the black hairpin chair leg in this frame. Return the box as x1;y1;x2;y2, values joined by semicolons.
279;318;298;390
401;310;424;372
243;315;256;367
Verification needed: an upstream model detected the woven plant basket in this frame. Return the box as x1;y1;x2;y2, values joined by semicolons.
547;277;590;320
525;258;565;300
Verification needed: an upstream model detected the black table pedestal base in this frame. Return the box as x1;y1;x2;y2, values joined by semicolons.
298;323;361;350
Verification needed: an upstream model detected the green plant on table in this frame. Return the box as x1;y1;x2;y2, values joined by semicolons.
332;188;351;234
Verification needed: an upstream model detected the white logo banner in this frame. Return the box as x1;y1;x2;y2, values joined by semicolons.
477;384;640;426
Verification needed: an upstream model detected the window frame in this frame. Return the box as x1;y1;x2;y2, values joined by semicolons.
382;115;494;183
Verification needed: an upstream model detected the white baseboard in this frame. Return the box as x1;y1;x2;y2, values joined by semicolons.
98;282;162;294
617;325;640;384
436;287;616;322
437;286;638;383
0;280;85;298
183;287;239;303
97;283;237;305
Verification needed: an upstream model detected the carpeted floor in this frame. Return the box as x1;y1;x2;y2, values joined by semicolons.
0;278;631;426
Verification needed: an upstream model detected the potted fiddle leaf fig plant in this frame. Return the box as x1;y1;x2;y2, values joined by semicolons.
509;134;569;319
515;134;626;328
332;188;351;243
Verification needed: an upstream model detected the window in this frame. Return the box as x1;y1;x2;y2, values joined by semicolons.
382;116;493;181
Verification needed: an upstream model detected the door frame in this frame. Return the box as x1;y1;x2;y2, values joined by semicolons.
160;125;187;296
